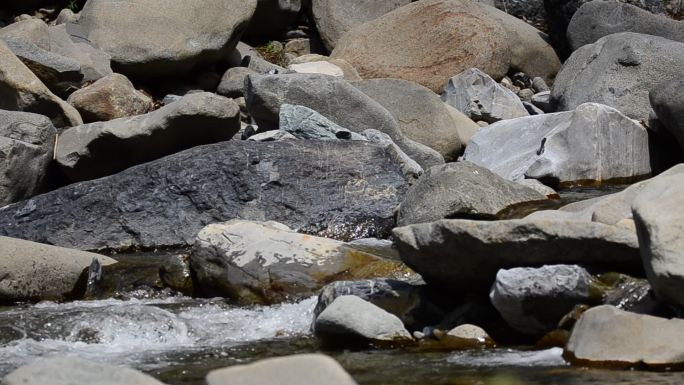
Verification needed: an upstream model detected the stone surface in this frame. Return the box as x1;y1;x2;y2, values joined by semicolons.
1;140;409;251
396;162;546;225
393;219;641;294
439;324;495;349
288;61;344;77
0;236;116;303
551;32;684;124
361;129;424;183
66;73;153;123
441;68;528;124
0;111;56;207
217;67;257;98
247;130;297;142
331;0;560;93
73;0;257;76
565;305;684;368
462;103;651;186
288;54;361;80
49;24;113;83
650;78;684;150
244;0;302;39
279;104;363;140
244;73;444;169
56;92;239;182
206;354;357;385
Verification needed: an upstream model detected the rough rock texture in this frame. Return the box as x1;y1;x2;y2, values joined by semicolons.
288;55;361;80
311;0;412;52
396;162;546;225
66;73;153;123
56;92;239;182
0;39;82;129
565;305;684;368
353;78;475;161
568;1;684;51
74;0;257;76
206;354;358;385
632;173;684;308
247;130;297;142
441;68;528;124
361;129;424;183
1;140;409;251
244;0;302;39
244;73;444;169
2;357;163;385
331;0;560;93
393;219;641;294
217;67;257;98
288;61;345;77
462;103;651;186
0;111;56;207
279;104;363;140
650;78;684;150
551;32;684;124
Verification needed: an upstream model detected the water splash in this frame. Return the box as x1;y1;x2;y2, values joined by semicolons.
447;347;567;367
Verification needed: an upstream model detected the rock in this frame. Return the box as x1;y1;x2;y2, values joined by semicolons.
314;295;413;344
206;354;357;385
462;103;651;186
284;38;312;56
650;78;684;150
66;73;153;123
55;92;239;182
244;0;302;39
532;77;550;93
519;89;535;103
55;8;78;25
551;32;684;124
492;0;546;30
247;130;297;142
279;104;364;140
517;179;557;197
443;103;480;146
331;0;560;93
0;19;50;50
361;129;424;183
353;78;475;161
632;173;684;308
531;91;551;112
564;305;684;368
0;111;56;206
0;39;82;128
2;356;162;385
438;324;495;349
397;162;546;225
217;67;257;98
73;0;257;76
244;73;444;169
288;54;361;80
393;219;641;294
311;0;412;52
1;140;409;250
523;101;544;115
50;24;113;83
442;68;529;124
490;265;599;335
288;61;344;77
568;1;684;51
0;236;116;303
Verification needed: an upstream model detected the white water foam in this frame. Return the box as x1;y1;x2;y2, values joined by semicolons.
447;347;568;367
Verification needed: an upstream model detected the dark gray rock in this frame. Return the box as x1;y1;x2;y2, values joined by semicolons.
0;140;409;251
244;0;302;39
650;78;684;150
217;67;257;98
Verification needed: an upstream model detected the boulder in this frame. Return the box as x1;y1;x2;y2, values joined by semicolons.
288;61;344;77
331;0;560;93
0;111;56;207
462;103;651;186
565;305;684;368
353;78;475;161
217;67;257;98
66;73;153;123
288;54;361;80
437;324;495;349
393;219;641;294
247;130;297;142
396;162;546;225
244;73;444;169
568;1;684;51
441;68;529;124
279;104;364;140
244;0;302;39
0;236;116;303
2;357;162;385
1;140;409;251
551;32;684;124
314;295;413;344
361;129;424;183
0;19;51;50
56;92;239;182
73;0;257;76
190;220;410;304
206;354;357;385
650;78;684;150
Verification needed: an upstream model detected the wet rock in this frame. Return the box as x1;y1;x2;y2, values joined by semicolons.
436;324;495;349
441;68;528;124
244;0;302;39
393;219;641;295
565;305;684;368
279;104;364;140
397;162;546;225
462;103;651;186
206;354;357;385
1;140;408;251
650;78;684;151
217;67;256;99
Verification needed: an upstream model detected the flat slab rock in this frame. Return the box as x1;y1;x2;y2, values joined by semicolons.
0;140;409;251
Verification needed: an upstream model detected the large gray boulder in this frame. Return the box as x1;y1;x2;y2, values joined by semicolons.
393;219;641;294
244;0;302;39
0;236;116;303
551;32;684;124
568;1;684;51
0;111;56;207
565;305;684;368
55;92;239;182
396;162;546;225
353;78;476;161
462;103;651;186
73;0;257;76
0;140;409;251
244;73;444;169
650;78;684;150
